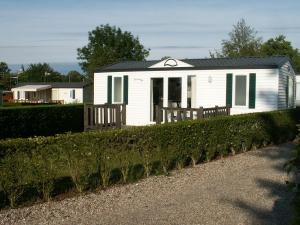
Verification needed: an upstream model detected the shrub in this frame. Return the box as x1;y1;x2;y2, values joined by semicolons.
0;104;83;139
285;125;300;225
0;108;299;208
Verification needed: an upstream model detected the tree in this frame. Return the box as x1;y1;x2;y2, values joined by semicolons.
19;63;64;83
77;24;150;80
0;62;12;90
66;70;83;82
261;35;300;73
0;62;10;74
210;19;262;58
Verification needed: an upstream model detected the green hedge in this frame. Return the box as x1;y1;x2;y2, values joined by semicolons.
0;104;84;139
0;108;300;208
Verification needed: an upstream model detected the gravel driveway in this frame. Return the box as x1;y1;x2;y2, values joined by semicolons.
0;143;294;225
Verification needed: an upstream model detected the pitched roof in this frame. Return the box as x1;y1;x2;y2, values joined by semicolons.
96;55;291;72
14;82;86;89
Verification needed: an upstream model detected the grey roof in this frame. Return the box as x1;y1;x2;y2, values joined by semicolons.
96;55;291;72
15;82;86;88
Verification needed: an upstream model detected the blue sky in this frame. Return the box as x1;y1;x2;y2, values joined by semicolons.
0;0;300;65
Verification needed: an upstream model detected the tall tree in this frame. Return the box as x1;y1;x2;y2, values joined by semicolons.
261;35;300;73
210;19;262;58
19;63;64;82
77;24;150;80
0;62;12;90
66;70;83;82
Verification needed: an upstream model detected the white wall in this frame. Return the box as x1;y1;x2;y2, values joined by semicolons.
296;75;300;106
94;68;280;125
52;88;83;104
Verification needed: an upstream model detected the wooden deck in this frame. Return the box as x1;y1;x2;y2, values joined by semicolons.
156;105;230;124
84;104;126;131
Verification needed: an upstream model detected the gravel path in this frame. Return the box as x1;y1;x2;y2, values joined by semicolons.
0;143;294;225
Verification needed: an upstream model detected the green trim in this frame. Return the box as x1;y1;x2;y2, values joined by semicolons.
249;73;256;109
123;75;128;104
226;73;233;107
107;76;112;104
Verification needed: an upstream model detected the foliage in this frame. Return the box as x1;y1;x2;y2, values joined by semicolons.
0;62;14;90
66;70;84;82
77;24;150;80
18;63;64;83
285;125;300;224
261;35;300;73
0;104;84;139
210;19;262;58
0;108;299;208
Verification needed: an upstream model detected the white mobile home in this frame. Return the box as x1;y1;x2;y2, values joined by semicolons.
94;56;296;126
297;75;300;106
11;82;86;104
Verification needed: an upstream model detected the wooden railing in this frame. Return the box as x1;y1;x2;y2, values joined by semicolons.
156;105;230;124
84;104;126;131
9;99;64;104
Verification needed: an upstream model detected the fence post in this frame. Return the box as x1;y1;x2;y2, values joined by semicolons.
226;105;231;115
84;104;88;131
215;105;219;116
155;105;160;124
116;105;121;128
122;104;126;125
197;107;203;119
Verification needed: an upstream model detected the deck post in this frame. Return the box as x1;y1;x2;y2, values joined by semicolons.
84;104;89;131
215;105;219;116
197;107;203;119
122;104;126;125
116;105;121;128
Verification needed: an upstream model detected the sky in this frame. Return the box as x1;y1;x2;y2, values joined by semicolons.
1;0;300;68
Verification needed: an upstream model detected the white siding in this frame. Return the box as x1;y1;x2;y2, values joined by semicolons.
94;74;107;104
94;68;280;125
278;62;296;109
52;88;83;104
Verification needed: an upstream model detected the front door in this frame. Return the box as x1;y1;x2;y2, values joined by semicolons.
151;78;163;121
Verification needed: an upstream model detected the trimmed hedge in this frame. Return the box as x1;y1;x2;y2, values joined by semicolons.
0;104;84;139
0;108;300;208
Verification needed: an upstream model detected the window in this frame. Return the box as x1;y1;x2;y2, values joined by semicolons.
70;89;75;99
168;78;182;107
114;77;122;103
235;75;247;106
17;91;20;99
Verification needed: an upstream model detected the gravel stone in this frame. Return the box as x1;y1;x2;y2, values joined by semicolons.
0;143;294;225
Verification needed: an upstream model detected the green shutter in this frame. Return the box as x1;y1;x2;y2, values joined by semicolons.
123;75;128;104
249;73;256;109
107;76;112;104
226;73;233;107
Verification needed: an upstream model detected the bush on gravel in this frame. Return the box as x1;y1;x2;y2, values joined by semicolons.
0;108;300;208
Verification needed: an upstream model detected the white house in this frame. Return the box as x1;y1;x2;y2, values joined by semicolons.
297;75;300;106
11;82;86;104
94;56;296;126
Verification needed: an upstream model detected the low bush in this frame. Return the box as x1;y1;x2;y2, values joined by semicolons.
0;108;300;208
0;104;83;139
285;125;300;225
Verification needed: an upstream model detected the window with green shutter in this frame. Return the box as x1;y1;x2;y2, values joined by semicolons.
249;73;256;109
226;73;233;107
107;76;112;104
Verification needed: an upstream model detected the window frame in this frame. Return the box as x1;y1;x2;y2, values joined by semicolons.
233;74;249;108
70;89;76;99
113;76;123;104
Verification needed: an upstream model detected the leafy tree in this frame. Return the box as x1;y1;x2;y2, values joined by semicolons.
77;24;150;80
0;62;10;74
66;70;83;82
0;62;12;90
210;19;262;58
261;35;300;73
19;63;64;82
